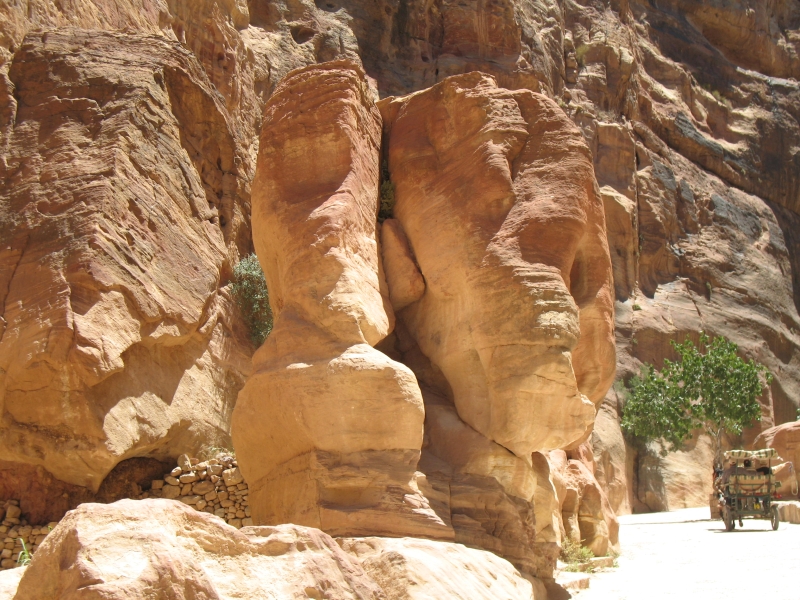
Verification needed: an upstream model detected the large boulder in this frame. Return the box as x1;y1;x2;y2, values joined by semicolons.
380;71;615;455
375;72;615;575
9;499;544;599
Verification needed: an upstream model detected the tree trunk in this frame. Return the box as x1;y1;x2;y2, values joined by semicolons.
710;426;724;469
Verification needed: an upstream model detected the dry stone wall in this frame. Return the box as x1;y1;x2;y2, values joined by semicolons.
0;501;57;572
138;453;252;528
0;452;253;573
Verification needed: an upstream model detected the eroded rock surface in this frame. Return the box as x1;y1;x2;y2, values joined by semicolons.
231;61;449;540
231;65;618;577
550;448;619;557
9;499;544;600
0;0;798;573
0;30;252;500
380;72;615;455
372;71;617;575
0;0;359;518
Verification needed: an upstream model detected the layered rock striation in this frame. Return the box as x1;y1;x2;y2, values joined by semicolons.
0;29;252;504
0;0;797;580
231;61;448;540
232;62;617;579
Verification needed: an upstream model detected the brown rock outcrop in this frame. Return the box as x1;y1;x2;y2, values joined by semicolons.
549;449;619;557
564;0;800;513
380;72;615;456
231;61;448;540
375;72;616;575
1;0;799;570
0;0;365;517
232;65;617;578
0;30;251;500
8;499;545;599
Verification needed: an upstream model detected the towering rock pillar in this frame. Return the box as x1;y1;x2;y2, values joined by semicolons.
231;61;450;539
234;65;617;578
378;72;617;575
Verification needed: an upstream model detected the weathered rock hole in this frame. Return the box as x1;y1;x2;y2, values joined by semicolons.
291;26;316;45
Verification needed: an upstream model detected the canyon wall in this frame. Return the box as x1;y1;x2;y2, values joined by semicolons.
0;0;798;575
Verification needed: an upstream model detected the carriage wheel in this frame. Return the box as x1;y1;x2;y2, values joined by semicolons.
723;506;735;531
771;506;780;531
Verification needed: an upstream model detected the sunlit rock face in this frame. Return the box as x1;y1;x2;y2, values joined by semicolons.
380;72;615;457
3;0;798;576
0;30;252;498
376;72;615;576
231;61;450;541
232;63;616;578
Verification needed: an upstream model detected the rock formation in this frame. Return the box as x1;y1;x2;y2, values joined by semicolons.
0;0;798;588
231;63;617;579
231;61;448;541
375;71;616;575
8;499;545;599
0;0;362;519
0;29;253;507
379;72;615;450
549;447;619;557
560;0;800;514
755;421;800;498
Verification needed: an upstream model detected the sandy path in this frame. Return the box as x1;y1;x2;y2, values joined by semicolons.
575;506;799;600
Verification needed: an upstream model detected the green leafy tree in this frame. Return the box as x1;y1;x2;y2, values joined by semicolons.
621;333;772;466
230;253;273;346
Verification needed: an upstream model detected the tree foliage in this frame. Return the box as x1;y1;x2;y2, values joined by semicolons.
621;333;772;463
230;253;273;346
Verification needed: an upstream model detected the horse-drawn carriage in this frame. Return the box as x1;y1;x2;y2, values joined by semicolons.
715;448;781;531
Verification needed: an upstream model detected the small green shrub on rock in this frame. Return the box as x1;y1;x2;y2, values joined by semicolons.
561;538;594;572
230;253;273;346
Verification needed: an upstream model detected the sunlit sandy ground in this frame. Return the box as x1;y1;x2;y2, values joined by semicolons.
575;506;798;600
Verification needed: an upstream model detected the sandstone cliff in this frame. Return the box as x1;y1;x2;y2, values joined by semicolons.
0;0;797;587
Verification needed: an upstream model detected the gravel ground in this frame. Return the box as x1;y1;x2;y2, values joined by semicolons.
575;506;799;600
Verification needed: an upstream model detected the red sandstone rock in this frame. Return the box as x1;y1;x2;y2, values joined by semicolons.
0;30;251;500
549;449;619;557
380;72;615;457
231;61;448;540
0;0;798;559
